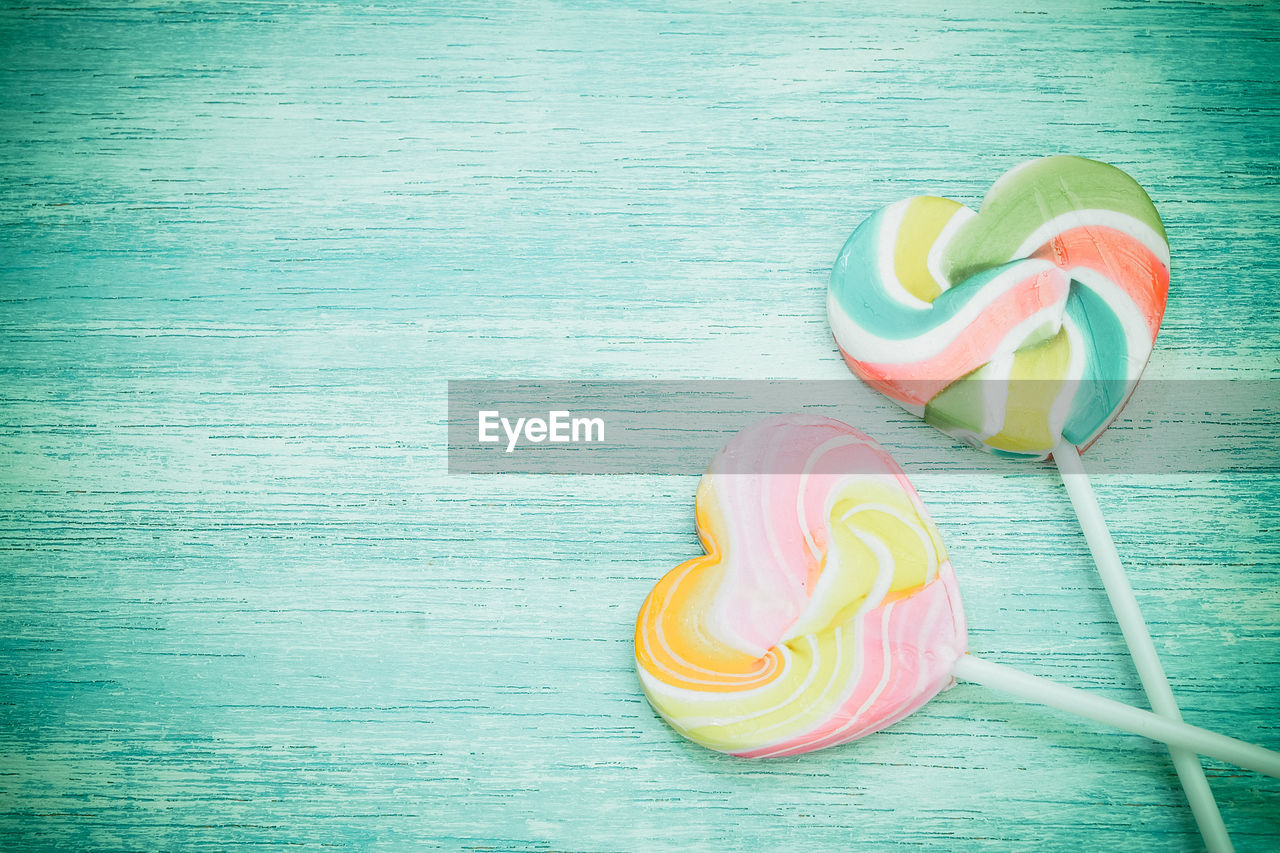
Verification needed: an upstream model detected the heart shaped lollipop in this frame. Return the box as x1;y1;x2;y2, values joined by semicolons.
824;161;1240;851
827;155;1169;458
633;415;1280;779
634;413;967;756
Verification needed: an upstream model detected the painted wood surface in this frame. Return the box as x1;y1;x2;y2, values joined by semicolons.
0;1;1277;850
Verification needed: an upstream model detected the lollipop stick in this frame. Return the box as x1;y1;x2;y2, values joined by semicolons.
1053;439;1231;851
952;654;1280;778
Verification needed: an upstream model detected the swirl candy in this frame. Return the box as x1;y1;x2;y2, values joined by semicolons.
632;415;1280;782
824;158;1249;852
827;155;1169;459
634;414;966;756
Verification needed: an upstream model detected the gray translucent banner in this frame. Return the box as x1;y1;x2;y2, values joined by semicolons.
446;380;1280;475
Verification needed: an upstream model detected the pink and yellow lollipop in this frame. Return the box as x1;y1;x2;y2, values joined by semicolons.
635;414;965;756
634;415;1280;779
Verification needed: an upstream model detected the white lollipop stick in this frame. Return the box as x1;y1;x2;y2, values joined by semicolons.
953;654;1280;779
1053;440;1232;851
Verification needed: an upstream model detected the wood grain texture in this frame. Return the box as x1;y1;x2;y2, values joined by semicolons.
0;1;1277;850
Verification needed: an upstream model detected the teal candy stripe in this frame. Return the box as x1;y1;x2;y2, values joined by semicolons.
1061;285;1131;445
829;207;903;330
831;206;1049;344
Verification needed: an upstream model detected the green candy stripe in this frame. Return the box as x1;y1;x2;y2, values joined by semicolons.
943;155;1167;284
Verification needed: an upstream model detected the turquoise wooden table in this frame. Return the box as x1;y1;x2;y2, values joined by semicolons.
1;2;1277;850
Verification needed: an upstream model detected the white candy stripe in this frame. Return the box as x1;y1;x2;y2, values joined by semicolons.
747;602;898;758
797;433;880;562
825;586;953;746
926;204;976;291
643;560;780;685
1052;316;1089;441
828;259;1062;364
851;530;895;616
976;354;1014;439
1011;209;1170;270
1069;266;1156;379
912;585;950;694
674;631;828;731
749;608;889;757
876;200;936;310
